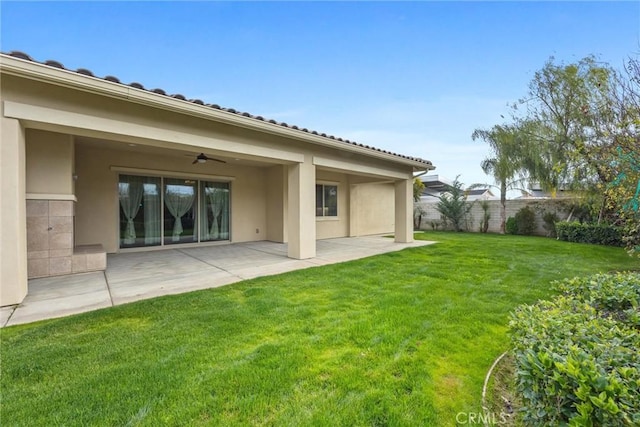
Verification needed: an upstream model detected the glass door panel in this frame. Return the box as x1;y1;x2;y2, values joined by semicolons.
200;181;230;241
118;175;161;248
164;178;197;245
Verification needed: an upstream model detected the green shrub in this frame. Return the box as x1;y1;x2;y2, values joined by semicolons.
479;201;490;233
506;207;536;235
510;272;640;426
514;206;536;235
556;273;640;328
556;221;624;247
542;211;559;238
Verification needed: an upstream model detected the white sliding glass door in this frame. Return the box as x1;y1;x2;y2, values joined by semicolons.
118;174;230;249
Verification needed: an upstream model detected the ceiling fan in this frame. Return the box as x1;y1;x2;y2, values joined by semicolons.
191;153;226;165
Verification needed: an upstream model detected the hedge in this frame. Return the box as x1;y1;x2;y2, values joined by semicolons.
556;221;624;247
509;272;640;426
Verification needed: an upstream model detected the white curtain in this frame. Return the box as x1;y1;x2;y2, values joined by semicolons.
218;189;229;239
118;176;144;244
202;185;229;241
164;186;195;242
208;189;220;239
143;182;161;245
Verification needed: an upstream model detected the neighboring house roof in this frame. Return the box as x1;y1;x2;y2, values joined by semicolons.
419;175;453;200
516;183;573;199
1;51;434;170
516;189;573;199
420;174;453;190
465;188;496;201
466;189;493;196
418;174;495;201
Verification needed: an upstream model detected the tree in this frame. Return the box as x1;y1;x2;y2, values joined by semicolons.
602;57;640;255
435;176;472;232
413;177;427;230
473;55;638;255
514;56;617;195
413;177;425;202
472;124;528;234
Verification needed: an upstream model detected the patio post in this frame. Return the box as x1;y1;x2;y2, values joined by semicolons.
394;177;413;243
287;159;316;259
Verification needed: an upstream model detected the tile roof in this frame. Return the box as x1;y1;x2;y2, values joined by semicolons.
2;51;433;168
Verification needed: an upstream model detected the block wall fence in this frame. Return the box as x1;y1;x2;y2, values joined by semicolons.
414;199;574;235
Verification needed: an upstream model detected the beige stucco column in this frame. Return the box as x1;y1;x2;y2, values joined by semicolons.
287;159;316;259
394;178;414;243
1;118;28;306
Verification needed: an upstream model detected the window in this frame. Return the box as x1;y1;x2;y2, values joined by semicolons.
316;184;337;217
118;174;230;248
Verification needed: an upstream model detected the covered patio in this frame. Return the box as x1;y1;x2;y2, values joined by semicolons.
1;235;434;327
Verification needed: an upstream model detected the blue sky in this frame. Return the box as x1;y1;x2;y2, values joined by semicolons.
2;1;639;190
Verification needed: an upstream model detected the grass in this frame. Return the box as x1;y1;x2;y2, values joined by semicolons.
2;232;638;426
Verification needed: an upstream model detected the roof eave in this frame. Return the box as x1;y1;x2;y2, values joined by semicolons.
0;54;434;170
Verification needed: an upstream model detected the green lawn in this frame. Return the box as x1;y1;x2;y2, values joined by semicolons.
2;233;638;426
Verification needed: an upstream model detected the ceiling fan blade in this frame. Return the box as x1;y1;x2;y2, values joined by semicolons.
210;158;226;163
192;158;198;164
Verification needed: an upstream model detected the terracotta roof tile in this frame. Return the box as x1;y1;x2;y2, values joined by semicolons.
76;68;94;77
2;50;432;167
44;59;64;69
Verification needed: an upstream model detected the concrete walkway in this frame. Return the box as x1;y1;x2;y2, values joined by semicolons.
1;236;434;327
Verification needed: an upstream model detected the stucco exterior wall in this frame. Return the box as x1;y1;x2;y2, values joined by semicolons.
74;143;269;253
266;165;286;243
1;118;28;306
25;129;74;196
316;170;349;240
351;182;395;236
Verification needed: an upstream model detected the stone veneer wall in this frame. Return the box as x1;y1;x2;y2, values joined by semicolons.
26;199;106;279
27;199;74;278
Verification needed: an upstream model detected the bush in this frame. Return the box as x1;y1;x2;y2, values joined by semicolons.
479;201;490;233
514;206;536;235
542;211;559;238
506;217;517;235
510;272;640;426
435;176;471;232
556;221;624;247
506;207;536;235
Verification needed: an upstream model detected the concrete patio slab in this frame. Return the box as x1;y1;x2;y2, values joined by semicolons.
1;306;16;326
109;269;239;305
2;236;435;327
6;272;111;326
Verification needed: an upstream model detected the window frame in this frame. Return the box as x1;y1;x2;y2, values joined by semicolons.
316;182;339;218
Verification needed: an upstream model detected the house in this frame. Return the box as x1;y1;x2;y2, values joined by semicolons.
418;174;494;202
516;183;573;199
465;188;496;202
419;174;454;201
0;51;434;306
